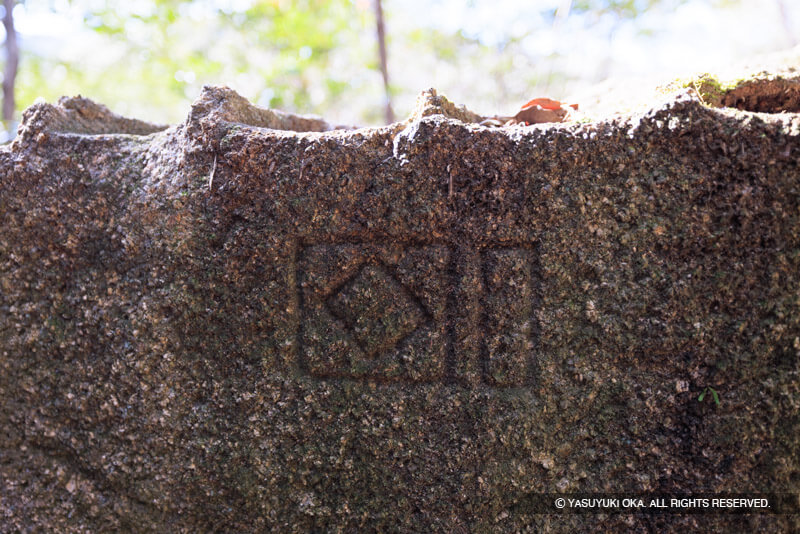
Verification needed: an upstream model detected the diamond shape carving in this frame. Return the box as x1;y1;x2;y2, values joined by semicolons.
299;244;449;382
326;264;425;358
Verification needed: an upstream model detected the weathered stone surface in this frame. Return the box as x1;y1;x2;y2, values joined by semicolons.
1;84;799;532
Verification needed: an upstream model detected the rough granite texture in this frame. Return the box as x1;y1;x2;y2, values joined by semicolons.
1;84;799;532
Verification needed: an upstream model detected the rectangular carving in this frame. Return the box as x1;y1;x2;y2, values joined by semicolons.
481;247;540;387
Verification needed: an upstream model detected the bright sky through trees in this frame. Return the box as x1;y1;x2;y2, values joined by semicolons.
1;0;798;139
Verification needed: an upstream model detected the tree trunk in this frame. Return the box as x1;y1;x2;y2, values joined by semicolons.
776;0;797;47
3;0;18;126
373;0;394;124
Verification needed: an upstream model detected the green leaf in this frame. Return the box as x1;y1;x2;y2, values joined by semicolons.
710;388;720;406
698;388;707;402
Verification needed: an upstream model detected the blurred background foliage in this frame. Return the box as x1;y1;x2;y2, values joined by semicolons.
1;0;798;139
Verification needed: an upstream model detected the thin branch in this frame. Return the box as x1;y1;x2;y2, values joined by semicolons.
776;0;797;47
2;0;18;125
374;0;394;124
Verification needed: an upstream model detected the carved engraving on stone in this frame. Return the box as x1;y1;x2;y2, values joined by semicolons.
326;264;426;358
481;247;540;387
297;242;540;387
299;243;449;382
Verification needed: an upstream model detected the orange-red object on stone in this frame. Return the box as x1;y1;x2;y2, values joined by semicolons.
512;97;579;125
520;97;579;111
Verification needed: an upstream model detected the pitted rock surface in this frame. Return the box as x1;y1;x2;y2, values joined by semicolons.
1;86;799;532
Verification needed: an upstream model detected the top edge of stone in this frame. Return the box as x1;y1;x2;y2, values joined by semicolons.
406;88;485;124
184;85;485;132
12;73;800;152
185;85;348;134
185;84;798;140
14;96;168;143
